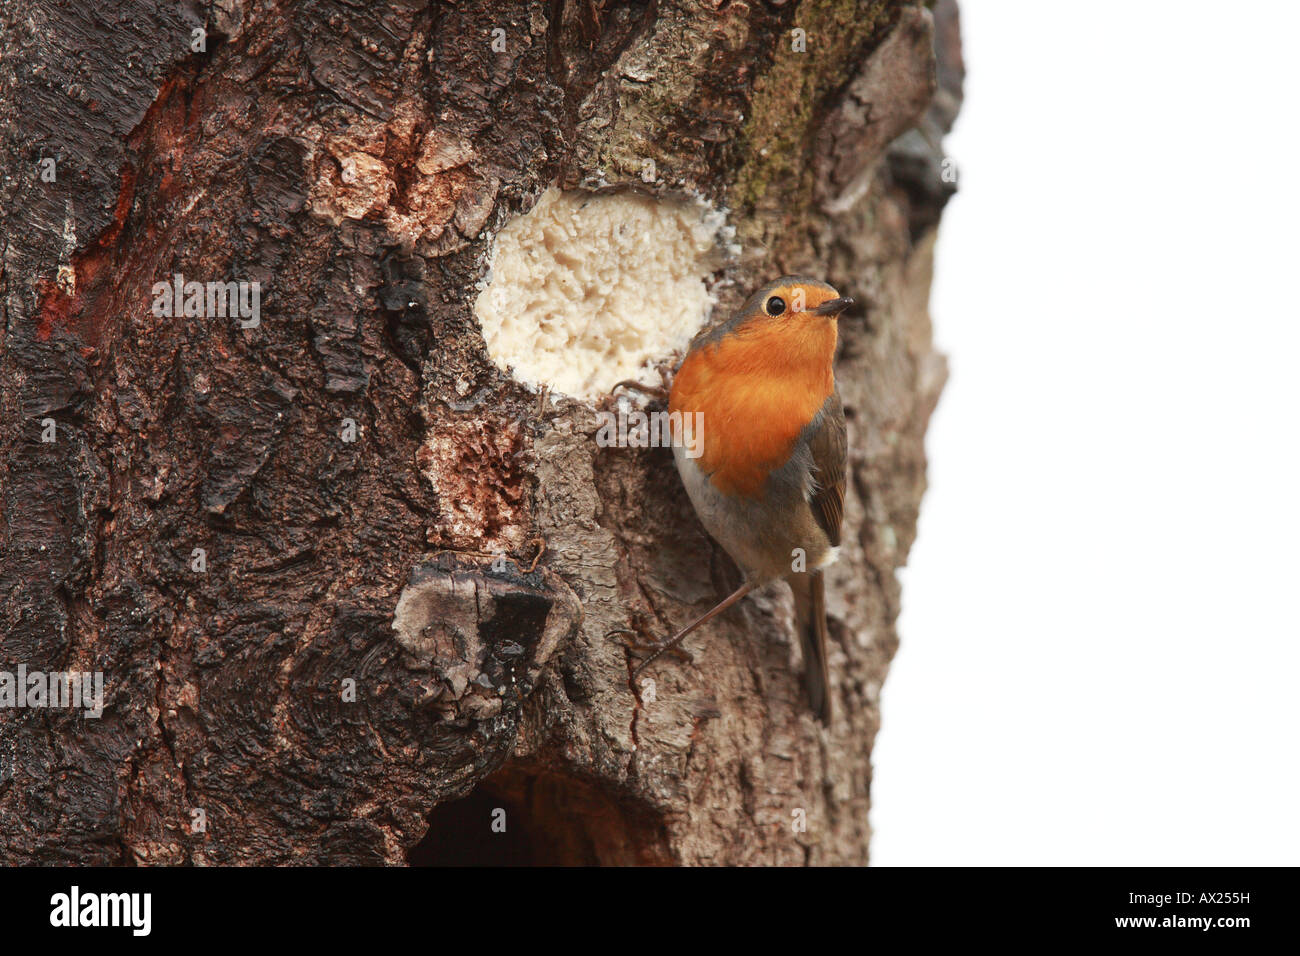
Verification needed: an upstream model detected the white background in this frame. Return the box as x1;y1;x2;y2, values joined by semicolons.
870;0;1300;865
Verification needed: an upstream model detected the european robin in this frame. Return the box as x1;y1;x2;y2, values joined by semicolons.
630;276;854;723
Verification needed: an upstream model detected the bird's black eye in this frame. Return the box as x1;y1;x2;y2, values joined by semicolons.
765;296;786;316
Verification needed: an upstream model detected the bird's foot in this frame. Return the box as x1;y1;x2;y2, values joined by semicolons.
607;628;693;668
607;362;675;406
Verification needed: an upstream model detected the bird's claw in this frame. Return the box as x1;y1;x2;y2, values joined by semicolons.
606;628;692;666
607;362;675;406
609;379;669;404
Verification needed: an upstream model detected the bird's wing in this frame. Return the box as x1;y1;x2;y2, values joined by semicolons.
807;389;847;547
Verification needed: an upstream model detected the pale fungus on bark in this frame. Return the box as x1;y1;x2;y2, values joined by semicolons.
472;187;738;400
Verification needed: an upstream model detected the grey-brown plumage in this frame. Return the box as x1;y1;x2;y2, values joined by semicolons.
793;388;846;723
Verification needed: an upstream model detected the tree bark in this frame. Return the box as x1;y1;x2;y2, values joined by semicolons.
0;0;961;865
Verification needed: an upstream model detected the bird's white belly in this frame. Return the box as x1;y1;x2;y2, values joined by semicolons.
673;444;835;584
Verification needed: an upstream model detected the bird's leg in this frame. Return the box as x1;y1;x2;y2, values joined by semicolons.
630;581;755;681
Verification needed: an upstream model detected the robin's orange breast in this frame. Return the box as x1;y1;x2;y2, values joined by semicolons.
670;315;836;498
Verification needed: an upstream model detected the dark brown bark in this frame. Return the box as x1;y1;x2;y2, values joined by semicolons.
0;0;961;865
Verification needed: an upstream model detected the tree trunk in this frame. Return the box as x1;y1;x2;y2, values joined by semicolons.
0;0;961;865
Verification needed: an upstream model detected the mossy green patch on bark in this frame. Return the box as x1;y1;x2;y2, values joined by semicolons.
570;3;755;192
730;0;901;226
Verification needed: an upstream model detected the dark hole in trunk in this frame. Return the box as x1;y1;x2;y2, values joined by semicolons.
407;762;671;866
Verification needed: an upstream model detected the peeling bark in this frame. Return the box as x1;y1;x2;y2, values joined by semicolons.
0;0;962;865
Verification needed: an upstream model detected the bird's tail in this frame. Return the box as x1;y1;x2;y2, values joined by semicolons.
791;569;833;724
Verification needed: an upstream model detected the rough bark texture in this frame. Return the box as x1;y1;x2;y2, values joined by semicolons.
0;0;961;865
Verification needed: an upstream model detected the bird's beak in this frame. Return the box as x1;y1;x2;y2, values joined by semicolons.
811;296;854;316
